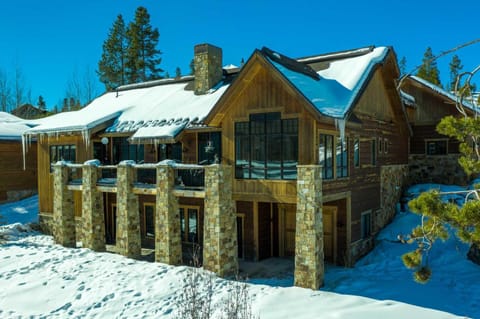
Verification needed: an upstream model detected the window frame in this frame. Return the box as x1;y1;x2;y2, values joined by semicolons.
49;144;77;172
353;138;360;168
319;133;349;179
179;205;200;244
425;139;448;156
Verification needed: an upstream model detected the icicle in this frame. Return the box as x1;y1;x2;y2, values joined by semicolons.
335;118;346;142
22;133;27;170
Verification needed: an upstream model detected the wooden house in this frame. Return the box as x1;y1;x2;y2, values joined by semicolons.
0;112;37;203
12;103;49;119
400;75;473;185
24;44;410;289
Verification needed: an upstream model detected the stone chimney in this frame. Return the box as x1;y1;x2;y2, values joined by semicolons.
194;43;223;95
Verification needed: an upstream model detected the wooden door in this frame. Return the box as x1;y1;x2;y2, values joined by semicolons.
322;206;337;263
284;206;296;256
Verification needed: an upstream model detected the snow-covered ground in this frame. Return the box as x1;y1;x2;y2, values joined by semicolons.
0;187;478;318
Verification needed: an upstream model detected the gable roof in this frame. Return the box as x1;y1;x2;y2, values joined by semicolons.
24;77;230;144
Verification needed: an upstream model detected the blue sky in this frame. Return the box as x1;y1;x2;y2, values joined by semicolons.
1;0;479;110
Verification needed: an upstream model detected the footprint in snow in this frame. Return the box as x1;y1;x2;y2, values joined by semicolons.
102;293;115;302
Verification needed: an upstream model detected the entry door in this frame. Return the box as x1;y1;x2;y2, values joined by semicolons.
105;203;117;245
322;206;337;263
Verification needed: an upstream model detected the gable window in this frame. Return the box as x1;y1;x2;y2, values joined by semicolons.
361;210;372;239
180;206;199;243
336;137;348;178
144;204;155;238
426;139;447;155
112;137;144;164
371;138;377;166
353;138;360;168
235;113;298;180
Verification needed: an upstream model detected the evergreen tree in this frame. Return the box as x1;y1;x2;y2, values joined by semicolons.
448;55;463;92
189;59;195;75
399;56;407;76
417;47;442;87
175;67;181;78
37;95;46;110
98;15;128;90
125;6;162;83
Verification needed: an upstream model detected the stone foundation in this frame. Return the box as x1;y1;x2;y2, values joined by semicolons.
39;213;55;235
203;165;238;277
52;162;76;247
294;165;324;290
155;164;182;265
409;154;468;186
379;165;408;232
116;161;141;258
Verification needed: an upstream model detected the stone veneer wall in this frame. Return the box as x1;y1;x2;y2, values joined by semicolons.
82;161;106;251
294;165;324;290
39;213;55;235
409;154;468;186
52;162;76;247
116;161;141;258
203;165;238;277
155;164;182;265
378;165;408;232
194;44;223;95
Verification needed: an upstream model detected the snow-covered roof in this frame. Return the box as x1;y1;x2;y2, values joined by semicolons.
24;80;229;143
0;112;36;141
265;46;390;119
400;90;416;107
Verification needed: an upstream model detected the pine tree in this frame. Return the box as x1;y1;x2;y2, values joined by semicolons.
417;47;442;87
125;6;162;83
399;56;407;76
175;67;181;79
98;14;128;90
448;55;463;92
37;95;46;110
189;59;195;75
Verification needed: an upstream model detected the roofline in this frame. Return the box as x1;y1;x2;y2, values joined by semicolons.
116;76;194;92
297;45;375;63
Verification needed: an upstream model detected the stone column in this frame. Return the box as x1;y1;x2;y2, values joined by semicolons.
203;164;237;277
155;164;182;265
294;165;324;290
52;161;76;247
82;160;106;252
116;160;141;258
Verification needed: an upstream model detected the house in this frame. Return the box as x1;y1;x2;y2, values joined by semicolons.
0;112;37;203
24;43;410;290
12;103;49;119
400;75;475;185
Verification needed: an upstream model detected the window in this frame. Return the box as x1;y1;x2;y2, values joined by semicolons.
353;138;360;168
320;134;349;179
371;139;377;166
198;132;221;164
235;113;298;180
144;204;155;238
336;137;348;178
180;206;199;243
112;137;144;164
319;134;334;179
50;144;76;164
426;140;447;155
384;138;389;154
378;137;383;154
361;211;372;239
158;142;182;162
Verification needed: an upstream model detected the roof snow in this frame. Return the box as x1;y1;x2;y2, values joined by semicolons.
0;112;36;141
24;81;229;142
266;47;390;119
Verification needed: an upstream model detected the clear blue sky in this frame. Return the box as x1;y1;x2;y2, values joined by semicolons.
1;0;479;110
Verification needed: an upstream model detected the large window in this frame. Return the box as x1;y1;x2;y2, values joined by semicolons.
112;137;144;164
319;134;349;179
198;132;221;164
426;139;447;155
235;113;298;180
180;206;199;243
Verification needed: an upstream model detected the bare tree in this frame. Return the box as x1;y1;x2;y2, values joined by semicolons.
0;68;12;112
65;65;101;107
14;63;28;108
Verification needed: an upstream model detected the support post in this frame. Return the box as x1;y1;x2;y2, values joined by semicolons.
82;160;106;251
52;161;76;247
155;164;182;265
203;164;238;277
116;161;141;258
294;165;324;289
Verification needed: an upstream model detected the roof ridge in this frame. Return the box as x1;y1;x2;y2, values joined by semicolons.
297;45;376;63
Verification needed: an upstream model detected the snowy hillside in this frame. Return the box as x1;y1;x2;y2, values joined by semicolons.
0;189;478;318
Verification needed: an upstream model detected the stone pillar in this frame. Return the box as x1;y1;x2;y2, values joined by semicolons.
294;165;324;290
155;164;182;265
52;161;76;247
203;164;238;277
116;161;141;258
82;160;106;252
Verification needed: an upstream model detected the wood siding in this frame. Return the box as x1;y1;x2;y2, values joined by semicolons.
0;140;37;201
